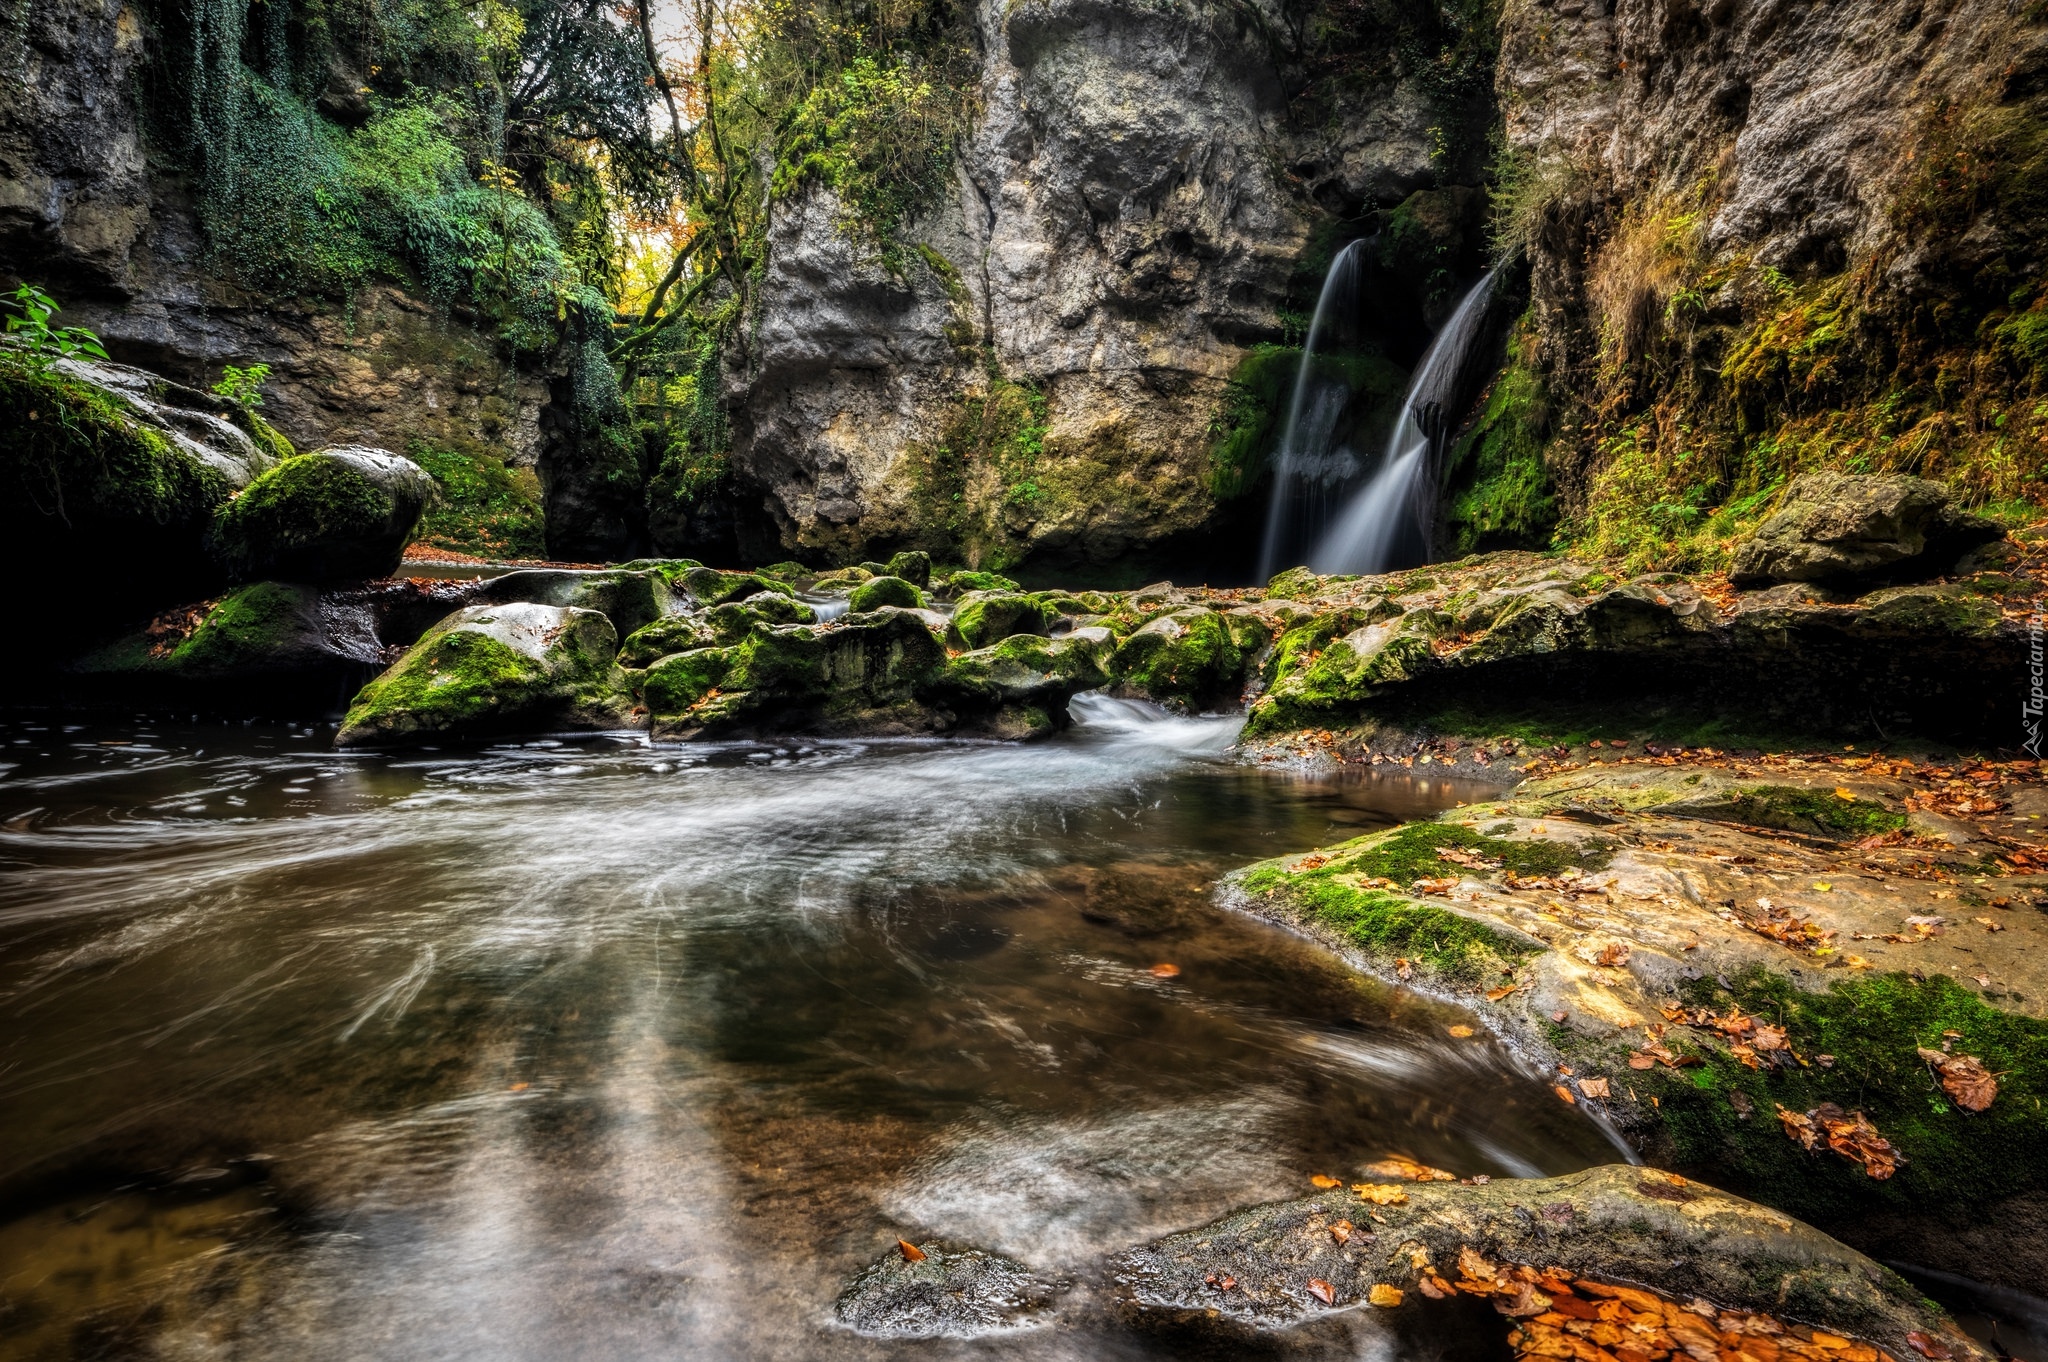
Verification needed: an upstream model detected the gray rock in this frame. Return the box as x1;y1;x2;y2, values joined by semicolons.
834;1242;1056;1339
213;446;433;584
1729;474;2004;587
473;567;680;638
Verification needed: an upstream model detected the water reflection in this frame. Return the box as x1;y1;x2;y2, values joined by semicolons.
0;705;1612;1359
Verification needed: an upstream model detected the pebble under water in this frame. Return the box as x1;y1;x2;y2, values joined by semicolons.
0;696;1625;1360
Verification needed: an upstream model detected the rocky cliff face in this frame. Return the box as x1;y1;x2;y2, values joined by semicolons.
0;0;548;475
729;0;1480;578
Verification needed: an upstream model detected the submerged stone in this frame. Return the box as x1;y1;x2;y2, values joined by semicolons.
835;1242;1056;1339
335;602;626;747
212;447;433;584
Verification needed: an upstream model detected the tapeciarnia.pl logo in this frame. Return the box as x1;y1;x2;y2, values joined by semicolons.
2027;605;2045;757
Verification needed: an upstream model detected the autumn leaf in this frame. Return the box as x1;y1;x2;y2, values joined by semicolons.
1818;1105;1906;1178
1352;1182;1410;1204
1149;962;1181;978
1307;1278;1337;1305
1552;1084;1576;1104
1578;1077;1611;1099
1446;1024;1476;1038
1310;1173;1343;1188
1775;1104;1821;1150
1368;1284;1404;1307
1362;1157;1457;1182
1328;1219;1354;1245
898;1239;926;1262
1395;956;1415;980
1416;1275;1447;1299
1917;1047;1998;1112
1484;983;1520;1001
1906;1331;1954;1360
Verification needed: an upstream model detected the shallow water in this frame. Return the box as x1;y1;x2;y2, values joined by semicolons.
0;697;1622;1360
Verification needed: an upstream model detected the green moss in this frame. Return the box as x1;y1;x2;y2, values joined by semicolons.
848;575;924;611
0;354;233;531
1110;610;1254;709
407;439;545;560
212;453;400;581
640;646;736;716
1440;325;1559;556
231;409;297;465
1618;969;2048;1228
170;582;313;674
1722;786;1910;838
1240;867;1535;988
1209;346;1408;503
949;591;1054;649
343;627;548;735
946;569;1020;594
681;567;797;606
883;550;932;587
1244;611;1443;736
617;615;717;668
1336;820;1610;883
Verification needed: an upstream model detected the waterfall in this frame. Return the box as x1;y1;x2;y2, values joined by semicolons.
1310;270;1496;576
1255;241;1369;583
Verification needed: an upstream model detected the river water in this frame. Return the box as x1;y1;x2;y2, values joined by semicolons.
0;697;1622;1360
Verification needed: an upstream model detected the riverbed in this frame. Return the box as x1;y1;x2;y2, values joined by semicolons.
0;697;1626;1359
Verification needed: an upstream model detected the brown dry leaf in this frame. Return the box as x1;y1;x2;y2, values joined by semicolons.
1579;1077;1612;1099
1595;942;1632;968
1447;1024;1476;1038
1974;916;2006;932
1307;1278;1337;1305
1310;1173;1343;1189
1817;1105;1906;1179
1499;1281;1552;1317
898;1240;926;1262
1149;962;1181;978
1485;983;1521;1001
1627;1052;1658;1070
1416;1275;1447;1299
1328;1219;1354;1245
1368;1284;1404;1308
1396;956;1415;980
1351;1182;1410;1204
1218;1274;1238;1291
1728;1042;1761;1070
1775;1104;1821;1150
1751;1023;1790;1052
1917;1047;1999;1112
1412;877;1460;896
1906;1331;1954;1360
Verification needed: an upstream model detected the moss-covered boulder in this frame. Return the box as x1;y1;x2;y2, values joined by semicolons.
940;569;1020;598
1109;607;1265;710
883;550;932;587
927;627;1115;736
2;352;285;656
69;581;385;705
648;608;947;737
680;566;799;607
212;447;433;584
848;575;924;611
948;590;1056;650
1729;473;2004;588
335;602;628;746
476;567;679;638
615;613;720;669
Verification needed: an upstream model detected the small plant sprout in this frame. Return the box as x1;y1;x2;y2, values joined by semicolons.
2;284;108;371
212;363;272;409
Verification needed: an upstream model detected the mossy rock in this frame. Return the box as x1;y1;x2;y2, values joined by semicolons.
335;602;626;746
652;609;947;736
683;566;799;606
212;447;433;584
756;560;812;582
616;558;704;584
948;591;1056;649
70;581;381;702
1264;566;1346;600
884;550;932;587
475;567;677;638
639;646;737;717
1245;610;1446;736
944;569;1021;596
932;627;1114;716
849;575;925;611
1661;784;1910;839
617;614;719;669
811;566;874;590
1109;608;1257;710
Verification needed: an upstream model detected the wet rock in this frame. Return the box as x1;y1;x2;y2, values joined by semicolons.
1729;475;2004;588
884;550;932;588
848;575;925;612
834;1242;1056;1338
679;566;798;608
615;614;721;669
1112;607;1269;711
931;627;1115;737
335;602;627;746
948;591;1057;650
1118;1165;1987;1361
212;447;433;585
474;567;681;640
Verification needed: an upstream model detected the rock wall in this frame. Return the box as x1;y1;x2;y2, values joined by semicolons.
730;0;1470;578
0;0;548;474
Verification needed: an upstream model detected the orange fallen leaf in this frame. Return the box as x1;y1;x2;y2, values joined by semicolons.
1578;1077;1611;1099
1352;1182;1409;1204
1361;1156;1457;1181
1395;956;1415;980
1149;962;1181;978
1484;983;1520;1001
1307;1277;1337;1305
1553;1084;1576;1104
1328;1219;1354;1245
898;1240;926;1262
1416;1275;1446;1299
508;1082;530;1092
1446;1024;1476;1038
1368;1283;1404;1307
1917;1047;1998;1111
1310;1173;1343;1188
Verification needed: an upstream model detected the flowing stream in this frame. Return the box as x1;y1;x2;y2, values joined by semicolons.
0;699;1623;1359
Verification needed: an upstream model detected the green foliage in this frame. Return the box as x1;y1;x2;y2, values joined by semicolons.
898;376;1050;567
2;285;108;370
1209;343;1299;501
1441;326;1558;555
211;363;269;409
408;439;544;559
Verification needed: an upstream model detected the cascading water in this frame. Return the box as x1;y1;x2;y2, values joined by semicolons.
1310;270;1496;576
1255;241;1369;582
